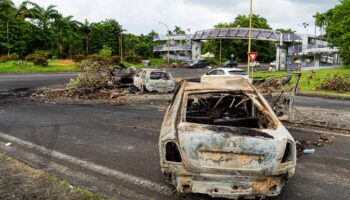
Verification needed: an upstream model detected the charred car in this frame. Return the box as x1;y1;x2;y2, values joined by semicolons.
134;69;175;93
158;77;296;199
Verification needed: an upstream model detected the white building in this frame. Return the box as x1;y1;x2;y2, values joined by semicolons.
153;34;192;61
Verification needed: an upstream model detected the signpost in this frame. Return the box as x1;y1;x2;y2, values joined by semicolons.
248;52;258;63
247;0;253;78
248;52;258;81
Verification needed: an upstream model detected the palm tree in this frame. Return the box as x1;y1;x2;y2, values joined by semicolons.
0;0;16;55
79;19;91;56
22;1;60;31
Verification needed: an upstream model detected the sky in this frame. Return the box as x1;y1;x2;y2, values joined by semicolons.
17;0;340;35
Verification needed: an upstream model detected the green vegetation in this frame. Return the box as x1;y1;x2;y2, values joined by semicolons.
121;58;165;69
0;59;79;73
0;0;159;59
254;66;350;97
315;0;350;65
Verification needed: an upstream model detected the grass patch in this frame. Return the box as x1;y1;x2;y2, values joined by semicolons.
121;58;165;69
253;66;350;97
0;152;105;200
0;59;79;73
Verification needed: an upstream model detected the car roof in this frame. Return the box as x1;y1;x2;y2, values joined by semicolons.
184;77;254;92
140;68;166;72
214;67;245;72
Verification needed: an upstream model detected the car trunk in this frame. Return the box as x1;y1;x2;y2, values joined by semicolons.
177;123;282;175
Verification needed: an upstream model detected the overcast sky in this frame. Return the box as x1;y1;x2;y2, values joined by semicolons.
17;0;339;35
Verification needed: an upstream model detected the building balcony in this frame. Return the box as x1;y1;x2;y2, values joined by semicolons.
153;34;191;42
153;44;192;52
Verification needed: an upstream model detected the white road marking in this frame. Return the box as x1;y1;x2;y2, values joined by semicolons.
0;132;173;196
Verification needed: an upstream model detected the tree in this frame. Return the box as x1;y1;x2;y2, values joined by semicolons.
79;19;91;56
315;0;350;64
173;26;186;35
276;28;296;34
88;19;122;55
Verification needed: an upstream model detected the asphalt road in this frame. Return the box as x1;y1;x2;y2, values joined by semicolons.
0;96;349;200
1;70;349;111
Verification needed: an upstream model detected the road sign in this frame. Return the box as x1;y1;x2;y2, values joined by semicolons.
248;52;258;62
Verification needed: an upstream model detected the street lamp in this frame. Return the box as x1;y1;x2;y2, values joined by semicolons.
247;0;253;78
159;21;171;64
118;29;127;62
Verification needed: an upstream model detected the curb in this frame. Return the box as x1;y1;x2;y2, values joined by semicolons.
285;120;350;132
297;92;350;100
0;72;79;76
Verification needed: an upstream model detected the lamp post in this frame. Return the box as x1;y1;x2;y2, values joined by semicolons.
247;0;253;78
159;21;171;64
119;29;126;62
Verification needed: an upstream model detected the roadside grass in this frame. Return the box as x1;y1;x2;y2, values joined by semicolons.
0;59;79;73
0;152;104;200
254;66;350;97
121;58;165;69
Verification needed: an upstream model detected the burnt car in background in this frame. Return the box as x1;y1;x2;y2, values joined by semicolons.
158;77;296;199
134;68;175;93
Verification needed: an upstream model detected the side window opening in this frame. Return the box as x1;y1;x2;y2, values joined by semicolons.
185;92;274;129
209;70;217;75
165;142;182;162
150;72;170;80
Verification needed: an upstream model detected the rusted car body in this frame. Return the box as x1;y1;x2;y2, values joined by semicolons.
159;77;296;199
134;68;175;93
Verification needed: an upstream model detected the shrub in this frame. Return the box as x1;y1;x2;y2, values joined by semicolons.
106;55;121;64
25;54;48;66
316;74;350;92
87;54;105;63
0;54;19;63
72;55;86;63
124;55;143;63
99;45;113;58
34;50;53;59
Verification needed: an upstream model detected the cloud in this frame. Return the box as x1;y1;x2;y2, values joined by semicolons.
18;0;339;35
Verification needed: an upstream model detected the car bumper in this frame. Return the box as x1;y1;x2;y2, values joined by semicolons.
174;173;286;199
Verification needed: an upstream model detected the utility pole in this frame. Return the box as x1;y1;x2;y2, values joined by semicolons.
7;20;10;56
247;0;253;78
120;33;123;62
219;39;222;63
159;21;170;64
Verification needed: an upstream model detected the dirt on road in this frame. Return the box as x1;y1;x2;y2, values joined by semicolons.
0;153;103;200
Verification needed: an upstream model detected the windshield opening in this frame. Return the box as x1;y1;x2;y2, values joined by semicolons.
186;92;274;129
150;72;170;80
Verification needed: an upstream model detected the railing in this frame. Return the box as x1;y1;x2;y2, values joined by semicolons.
153;44;192;52
153;34;191;41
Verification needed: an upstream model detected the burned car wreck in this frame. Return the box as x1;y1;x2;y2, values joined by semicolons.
159;77;296;199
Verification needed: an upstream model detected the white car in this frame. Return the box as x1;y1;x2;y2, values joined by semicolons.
201;68;250;82
134;69;175;93
251;61;260;67
270;61;276;67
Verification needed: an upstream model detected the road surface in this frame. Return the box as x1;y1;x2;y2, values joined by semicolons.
0;95;349;200
1;71;349;111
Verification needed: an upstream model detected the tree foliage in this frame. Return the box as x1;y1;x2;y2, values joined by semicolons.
0;0;158;60
314;0;350;64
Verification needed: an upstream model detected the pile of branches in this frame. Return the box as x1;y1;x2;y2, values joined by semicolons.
67;60;115;96
316;74;350;92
